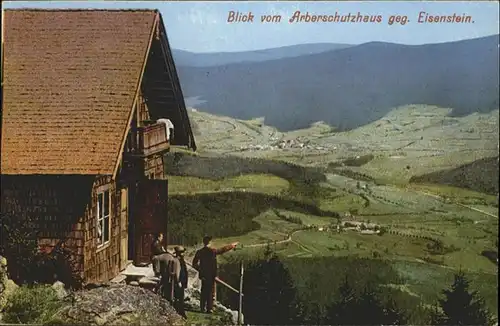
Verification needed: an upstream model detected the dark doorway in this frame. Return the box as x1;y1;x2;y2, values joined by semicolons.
129;179;168;265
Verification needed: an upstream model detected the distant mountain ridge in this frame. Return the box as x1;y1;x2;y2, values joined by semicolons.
176;35;499;131
172;43;352;67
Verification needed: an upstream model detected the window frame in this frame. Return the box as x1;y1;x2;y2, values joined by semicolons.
96;188;111;248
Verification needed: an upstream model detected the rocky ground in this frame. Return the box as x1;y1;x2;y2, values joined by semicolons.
119;254;241;325
0;255;186;326
54;284;185;326
1;253;238;326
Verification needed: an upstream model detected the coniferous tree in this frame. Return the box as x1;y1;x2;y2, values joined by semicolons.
326;279;408;326
435;271;493;326
382;297;408;325
326;276;357;325
263;242;273;259
381;288;428;325
242;251;301;325
355;284;386;325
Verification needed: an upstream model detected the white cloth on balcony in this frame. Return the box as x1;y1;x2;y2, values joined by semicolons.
157;118;174;140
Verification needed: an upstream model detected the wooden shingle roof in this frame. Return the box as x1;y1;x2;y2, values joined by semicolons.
1;9;158;175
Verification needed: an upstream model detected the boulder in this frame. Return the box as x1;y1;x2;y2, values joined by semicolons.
54;284;184;326
230;310;241;325
0;279;18;312
52;281;68;299
0;256;19;313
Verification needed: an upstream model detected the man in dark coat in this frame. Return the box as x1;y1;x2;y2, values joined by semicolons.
150;233;180;302
159;249;180;303
173;245;188;318
151;233;168;276
151;233;167;257
192;235;238;313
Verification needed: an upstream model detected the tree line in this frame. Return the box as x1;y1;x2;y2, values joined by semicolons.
219;247;496;325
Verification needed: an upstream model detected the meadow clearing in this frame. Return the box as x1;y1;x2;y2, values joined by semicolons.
165;164;498;316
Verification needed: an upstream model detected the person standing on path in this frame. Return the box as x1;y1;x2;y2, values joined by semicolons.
192;235;239;314
151;233;167;256
173;245;188;319
150;233;180;302
159;249;181;303
151;233;168;276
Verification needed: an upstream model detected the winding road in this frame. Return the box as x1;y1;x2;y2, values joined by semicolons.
410;189;498;218
244;229;304;248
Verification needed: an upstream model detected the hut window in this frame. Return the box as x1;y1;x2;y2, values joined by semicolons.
97;190;111;246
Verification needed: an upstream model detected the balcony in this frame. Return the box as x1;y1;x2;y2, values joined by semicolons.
124;123;170;157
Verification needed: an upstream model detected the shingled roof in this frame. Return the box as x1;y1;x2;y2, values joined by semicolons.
1;9;161;175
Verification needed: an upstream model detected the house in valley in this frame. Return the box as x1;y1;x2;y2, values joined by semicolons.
0;9;196;284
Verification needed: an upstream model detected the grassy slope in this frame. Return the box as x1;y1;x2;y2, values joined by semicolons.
405;183;498;206
170;107;498;320
410;156;499;195
188;106;498;187
166;173;339;246
168;174;289;195
166;159;498;317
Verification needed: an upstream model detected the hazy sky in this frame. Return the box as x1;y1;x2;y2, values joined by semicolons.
3;1;499;52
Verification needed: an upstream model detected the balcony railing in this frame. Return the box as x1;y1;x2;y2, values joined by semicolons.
125;123;170;157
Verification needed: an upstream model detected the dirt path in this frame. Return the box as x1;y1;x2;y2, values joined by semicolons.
244;229;304;248
170;188;250;196
235;229;314;256
455;202;498;218
181;228;308;279
290;239;314;254
196;116;238;146
412;257;497;275
412;189;498;218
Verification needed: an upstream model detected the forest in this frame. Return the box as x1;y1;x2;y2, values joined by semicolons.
218;246;495;325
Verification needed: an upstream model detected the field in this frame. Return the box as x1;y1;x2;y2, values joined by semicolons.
167;163;498;315
189;106;498;173
168;105;498;320
168;174;289;195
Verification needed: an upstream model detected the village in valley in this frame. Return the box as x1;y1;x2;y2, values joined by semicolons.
0;1;499;326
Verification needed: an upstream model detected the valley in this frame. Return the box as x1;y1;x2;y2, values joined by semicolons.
166;34;499;325
176;35;499;131
1;3;498;325
166;104;499;320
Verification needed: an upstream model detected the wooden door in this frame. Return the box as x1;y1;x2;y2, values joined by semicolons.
119;188;129;271
133;179;168;264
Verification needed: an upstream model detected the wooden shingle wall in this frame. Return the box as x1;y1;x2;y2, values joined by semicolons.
0;175;92;279
144;154;165;179
83;175;123;283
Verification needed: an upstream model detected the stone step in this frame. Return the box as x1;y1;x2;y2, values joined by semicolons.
142;276;161;283
110;274;127;284
139;276;160;290
121;263;155;284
